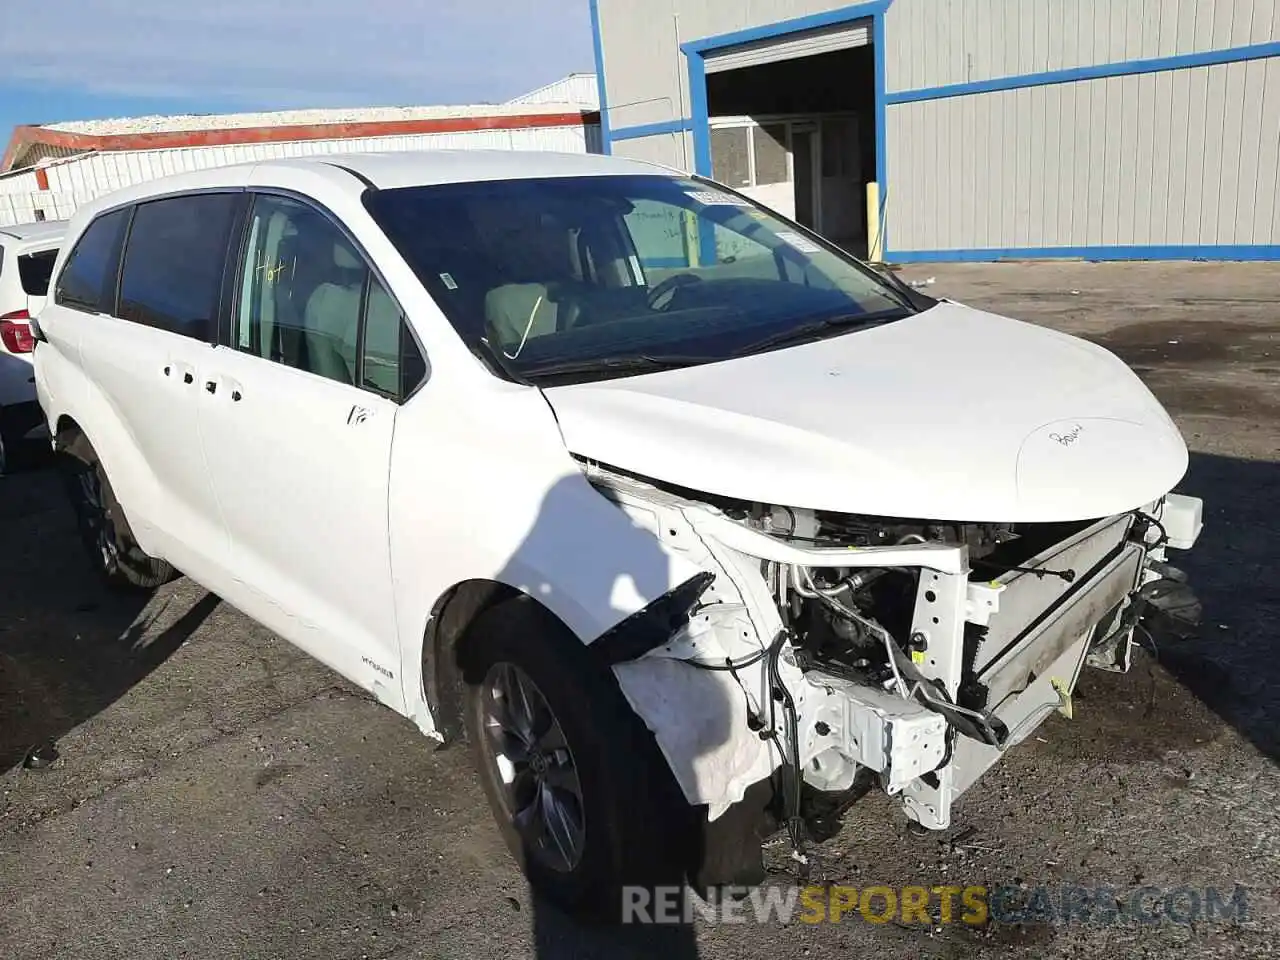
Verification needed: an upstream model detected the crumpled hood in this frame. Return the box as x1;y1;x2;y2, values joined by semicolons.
541;301;1189;522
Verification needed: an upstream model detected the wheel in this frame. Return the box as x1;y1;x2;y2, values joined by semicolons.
59;434;178;590
460;597;696;921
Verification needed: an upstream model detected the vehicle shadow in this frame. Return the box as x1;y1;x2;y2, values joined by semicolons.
0;460;214;773
1151;451;1280;762
489;473;738;959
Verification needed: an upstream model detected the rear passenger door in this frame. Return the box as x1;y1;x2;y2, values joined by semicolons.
196;192;426;702
68;194;240;579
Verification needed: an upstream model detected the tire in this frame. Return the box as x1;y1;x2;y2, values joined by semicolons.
460;596;697;921
59;434;178;590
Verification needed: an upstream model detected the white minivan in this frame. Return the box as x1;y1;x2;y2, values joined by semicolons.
0;219;63;471
33;151;1203;918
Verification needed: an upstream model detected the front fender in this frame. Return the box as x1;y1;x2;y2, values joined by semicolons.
388;380;710;737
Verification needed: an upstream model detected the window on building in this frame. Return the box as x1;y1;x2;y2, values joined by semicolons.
753;125;789;186
54;208;130;314
710;127;752;188
118;193;239;339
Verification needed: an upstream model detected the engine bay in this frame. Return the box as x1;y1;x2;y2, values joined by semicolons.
581;458;1203;863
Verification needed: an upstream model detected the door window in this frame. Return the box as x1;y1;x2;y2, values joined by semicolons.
361;277;427;398
54;208;130;314
237;194;426;396
236;194;367;386
118;193;239;340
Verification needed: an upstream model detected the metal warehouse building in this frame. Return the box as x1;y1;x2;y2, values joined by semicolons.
0;75;601;227
590;0;1280;262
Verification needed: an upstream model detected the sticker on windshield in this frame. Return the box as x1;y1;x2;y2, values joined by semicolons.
439;272;459;290
686;190;747;207
776;231;822;254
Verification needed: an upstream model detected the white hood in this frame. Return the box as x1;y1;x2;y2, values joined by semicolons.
541;301;1189;523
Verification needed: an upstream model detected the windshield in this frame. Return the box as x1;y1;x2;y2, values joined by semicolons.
364;174;915;385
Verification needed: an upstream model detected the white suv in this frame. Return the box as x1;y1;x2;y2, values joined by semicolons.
33;152;1204;918
1;219;64;471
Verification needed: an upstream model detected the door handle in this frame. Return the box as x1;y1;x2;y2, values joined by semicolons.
168;361;196;384
203;375;243;402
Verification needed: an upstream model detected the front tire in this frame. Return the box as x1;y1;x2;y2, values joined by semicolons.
59;435;177;590
460;597;696;921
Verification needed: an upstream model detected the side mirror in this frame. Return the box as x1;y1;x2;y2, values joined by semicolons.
28;316;47;343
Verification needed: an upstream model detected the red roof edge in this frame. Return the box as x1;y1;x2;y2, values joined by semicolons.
3;111;597;173
2;125;42;174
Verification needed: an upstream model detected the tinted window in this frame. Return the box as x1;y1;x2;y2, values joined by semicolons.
18;249;58;296
236;194;367;386
362;277;427;398
55;209;129;313
119;193;238;339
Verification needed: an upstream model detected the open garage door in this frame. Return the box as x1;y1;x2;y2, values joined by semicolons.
704;20;871;74
704;19;876;257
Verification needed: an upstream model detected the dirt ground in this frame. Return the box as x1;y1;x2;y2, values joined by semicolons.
1;261;1278;959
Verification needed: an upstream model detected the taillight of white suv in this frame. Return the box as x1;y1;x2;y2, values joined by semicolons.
0;309;36;354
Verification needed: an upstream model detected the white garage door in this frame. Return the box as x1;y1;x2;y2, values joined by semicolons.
703;20;872;74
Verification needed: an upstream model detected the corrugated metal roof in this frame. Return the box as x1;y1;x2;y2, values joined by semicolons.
30;125;596;196
0;119;605;225
3;102;598;174
506;74;600;109
42;100;590;137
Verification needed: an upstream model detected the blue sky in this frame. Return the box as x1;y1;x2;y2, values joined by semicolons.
0;0;594;140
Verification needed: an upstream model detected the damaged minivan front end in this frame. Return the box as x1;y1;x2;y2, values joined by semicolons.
578;459;1203;875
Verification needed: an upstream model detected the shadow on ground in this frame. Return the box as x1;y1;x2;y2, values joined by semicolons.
1009;451;1280;770
1153;452;1280;761
0;447;216;774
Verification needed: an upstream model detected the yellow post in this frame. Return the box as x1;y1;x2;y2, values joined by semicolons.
865;181;884;263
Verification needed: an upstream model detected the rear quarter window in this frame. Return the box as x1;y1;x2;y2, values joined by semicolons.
55;208;130;313
18;249;58;296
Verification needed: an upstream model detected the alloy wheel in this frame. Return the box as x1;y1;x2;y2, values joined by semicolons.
478;661;585;873
74;466;120;574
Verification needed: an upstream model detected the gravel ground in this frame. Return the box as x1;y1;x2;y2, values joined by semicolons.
2;261;1277;959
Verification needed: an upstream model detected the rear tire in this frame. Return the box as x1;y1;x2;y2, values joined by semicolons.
59;434;178;590
460;596;697;921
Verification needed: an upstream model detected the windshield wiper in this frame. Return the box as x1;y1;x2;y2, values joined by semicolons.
520;354;713;379
733;308;910;356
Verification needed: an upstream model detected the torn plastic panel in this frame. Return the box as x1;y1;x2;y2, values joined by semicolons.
590;571;716;666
